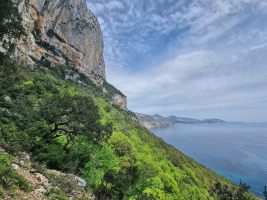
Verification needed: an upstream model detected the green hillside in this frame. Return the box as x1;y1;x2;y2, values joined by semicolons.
0;55;259;200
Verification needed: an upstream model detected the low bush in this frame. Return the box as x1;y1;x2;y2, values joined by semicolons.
0;152;31;192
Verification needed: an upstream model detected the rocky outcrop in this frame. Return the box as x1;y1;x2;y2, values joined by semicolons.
102;82;127;110
15;0;105;84
111;94;127;110
7;152;94;200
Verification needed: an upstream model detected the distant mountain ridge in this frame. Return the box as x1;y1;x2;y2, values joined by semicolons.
135;113;226;129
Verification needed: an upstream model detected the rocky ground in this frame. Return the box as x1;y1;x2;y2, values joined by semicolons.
1;151;94;200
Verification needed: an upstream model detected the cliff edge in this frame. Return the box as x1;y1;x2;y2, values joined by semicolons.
6;0;127;109
16;0;105;84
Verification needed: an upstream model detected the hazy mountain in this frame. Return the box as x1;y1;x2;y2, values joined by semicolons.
136;113;226;129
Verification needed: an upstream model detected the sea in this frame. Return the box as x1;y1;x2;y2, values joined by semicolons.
151;123;267;198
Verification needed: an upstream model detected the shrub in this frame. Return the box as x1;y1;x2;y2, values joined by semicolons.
0;152;31;192
0;123;27;153
36;143;66;170
211;181;255;200
67;135;94;170
81;145;119;192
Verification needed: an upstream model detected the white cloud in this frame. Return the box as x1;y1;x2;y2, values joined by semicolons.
87;0;267;122
108;43;267;121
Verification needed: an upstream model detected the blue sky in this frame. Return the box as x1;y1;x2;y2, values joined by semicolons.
86;0;267;122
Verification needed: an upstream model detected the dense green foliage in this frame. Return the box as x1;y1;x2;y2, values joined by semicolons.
0;54;259;199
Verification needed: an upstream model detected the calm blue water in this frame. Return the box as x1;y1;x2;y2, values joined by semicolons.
151;123;267;198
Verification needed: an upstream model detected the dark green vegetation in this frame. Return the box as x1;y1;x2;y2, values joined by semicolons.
0;0;259;199
210;181;258;200
264;186;267;200
0;0;24;53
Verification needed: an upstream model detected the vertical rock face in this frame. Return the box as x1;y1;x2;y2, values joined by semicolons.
2;0;127;109
16;0;105;84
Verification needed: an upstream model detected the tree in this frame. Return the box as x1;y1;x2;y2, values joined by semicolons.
236;180;251;200
81;145;119;200
107;132;139;199
211;182;233;200
264;186;267;200
0;0;25;52
0;123;27;153
0;56;22;96
0;0;24;39
40;94;112;142
211;181;254;200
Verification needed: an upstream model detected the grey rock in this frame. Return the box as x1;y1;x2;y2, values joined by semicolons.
20;160;25;166
74;176;87;187
18;152;31;160
30;168;37;173
12;163;20;170
111;94;127;110
35;186;47;194
15;0;105;84
34;173;49;187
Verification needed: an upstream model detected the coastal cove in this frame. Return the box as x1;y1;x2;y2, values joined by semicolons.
151;123;267;198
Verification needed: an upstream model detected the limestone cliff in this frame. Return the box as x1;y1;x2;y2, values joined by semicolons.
4;0;127;109
16;0;105;84
111;94;127;110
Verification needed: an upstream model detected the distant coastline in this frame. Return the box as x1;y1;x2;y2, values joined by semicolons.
135;113;267;129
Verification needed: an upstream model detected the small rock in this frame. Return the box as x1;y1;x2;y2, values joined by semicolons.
34;173;49;187
18;152;30;160
12;163;20;170
35;186;47;194
20;160;25;166
30;168;37;173
74;176;87;187
35;173;44;182
70;190;77;196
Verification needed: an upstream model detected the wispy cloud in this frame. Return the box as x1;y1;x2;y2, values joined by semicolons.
87;0;267;122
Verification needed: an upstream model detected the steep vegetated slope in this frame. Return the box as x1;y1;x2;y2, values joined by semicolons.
0;0;259;199
0;57;258;200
